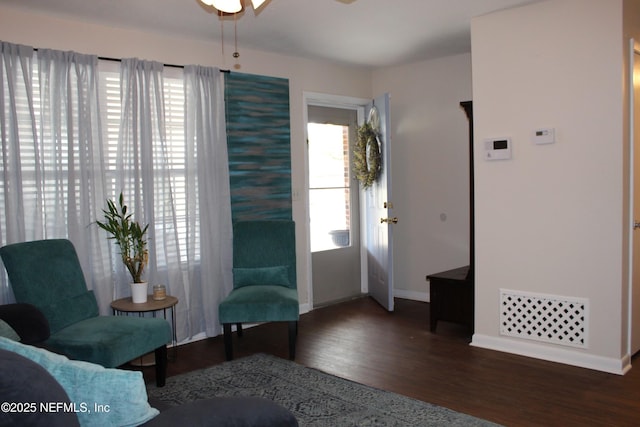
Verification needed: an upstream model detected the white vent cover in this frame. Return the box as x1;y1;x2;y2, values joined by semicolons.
500;289;588;349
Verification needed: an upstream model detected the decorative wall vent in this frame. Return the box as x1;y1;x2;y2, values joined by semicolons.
500;289;588;349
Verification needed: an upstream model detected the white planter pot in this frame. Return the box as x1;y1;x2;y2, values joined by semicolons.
131;282;148;303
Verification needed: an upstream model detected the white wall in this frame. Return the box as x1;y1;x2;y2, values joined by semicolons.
0;5;374;311
471;0;630;373
372;54;473;301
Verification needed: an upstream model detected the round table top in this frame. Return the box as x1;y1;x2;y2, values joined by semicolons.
111;295;178;313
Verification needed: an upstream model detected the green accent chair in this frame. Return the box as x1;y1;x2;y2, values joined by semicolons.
219;220;299;361
0;239;171;387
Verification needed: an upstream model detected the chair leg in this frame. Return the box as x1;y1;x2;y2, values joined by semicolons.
154;345;167;387
223;323;233;361
288;321;297;360
236;323;243;337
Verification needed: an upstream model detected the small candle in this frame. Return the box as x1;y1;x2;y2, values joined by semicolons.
153;284;166;300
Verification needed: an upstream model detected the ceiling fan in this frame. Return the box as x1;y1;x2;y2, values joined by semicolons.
199;0;267;14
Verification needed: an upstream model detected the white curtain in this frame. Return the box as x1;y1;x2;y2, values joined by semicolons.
0;43;36;251
117;60;232;341
1;44;232;341
0;43;112;308
117;58;190;339
184;65;233;337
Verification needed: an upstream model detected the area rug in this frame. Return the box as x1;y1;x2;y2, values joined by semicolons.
147;353;500;426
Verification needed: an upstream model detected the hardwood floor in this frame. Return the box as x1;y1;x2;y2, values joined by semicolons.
139;297;640;426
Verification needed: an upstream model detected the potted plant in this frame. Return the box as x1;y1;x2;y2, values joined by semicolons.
97;192;150;303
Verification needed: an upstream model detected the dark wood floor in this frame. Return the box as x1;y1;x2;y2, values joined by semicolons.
138;297;640;426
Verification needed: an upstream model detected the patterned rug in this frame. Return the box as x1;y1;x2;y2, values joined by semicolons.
147;353;500;427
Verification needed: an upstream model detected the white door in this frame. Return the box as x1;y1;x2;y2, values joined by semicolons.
365;93;394;311
630;43;640;354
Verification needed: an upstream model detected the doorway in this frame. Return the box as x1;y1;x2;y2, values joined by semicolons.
307;105;362;306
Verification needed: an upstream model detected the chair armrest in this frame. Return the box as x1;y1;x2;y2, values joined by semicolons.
0;303;50;344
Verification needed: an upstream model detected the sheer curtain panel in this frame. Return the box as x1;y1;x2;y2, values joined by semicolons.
116;60;232;341
116;58;190;339
184;65;232;338
0;42;112;308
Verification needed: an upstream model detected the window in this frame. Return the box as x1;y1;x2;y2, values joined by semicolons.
98;63;194;264
307;122;352;252
2;53;210;274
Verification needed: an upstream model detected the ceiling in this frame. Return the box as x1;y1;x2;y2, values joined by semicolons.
0;0;541;68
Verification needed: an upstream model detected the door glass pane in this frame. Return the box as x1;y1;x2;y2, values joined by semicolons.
308;123;351;252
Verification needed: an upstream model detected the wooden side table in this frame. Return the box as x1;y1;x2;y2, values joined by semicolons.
426;266;473;333
111;295;178;363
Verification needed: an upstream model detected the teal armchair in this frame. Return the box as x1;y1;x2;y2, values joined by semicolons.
219;220;299;360
0;239;171;386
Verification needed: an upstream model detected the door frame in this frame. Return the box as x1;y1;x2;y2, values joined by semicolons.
303;92;369;309
627;38;640;356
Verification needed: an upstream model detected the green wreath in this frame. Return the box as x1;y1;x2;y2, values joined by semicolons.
353;122;381;189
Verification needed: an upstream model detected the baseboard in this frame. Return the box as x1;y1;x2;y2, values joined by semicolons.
299;302;311;315
179;331;207;346
471;333;631;375
394;289;429;302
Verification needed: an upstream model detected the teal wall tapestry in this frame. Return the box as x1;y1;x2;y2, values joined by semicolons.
224;72;292;221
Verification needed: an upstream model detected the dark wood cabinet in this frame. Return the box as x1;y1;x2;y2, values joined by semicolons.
426;101;474;333
427;266;473;332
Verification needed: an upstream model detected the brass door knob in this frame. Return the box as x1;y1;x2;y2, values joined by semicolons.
380;217;398;224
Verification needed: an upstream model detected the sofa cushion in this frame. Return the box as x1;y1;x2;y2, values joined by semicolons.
0;337;159;427
0;348;80;427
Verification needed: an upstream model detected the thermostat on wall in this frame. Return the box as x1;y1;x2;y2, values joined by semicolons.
484;137;512;160
532;127;555;144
